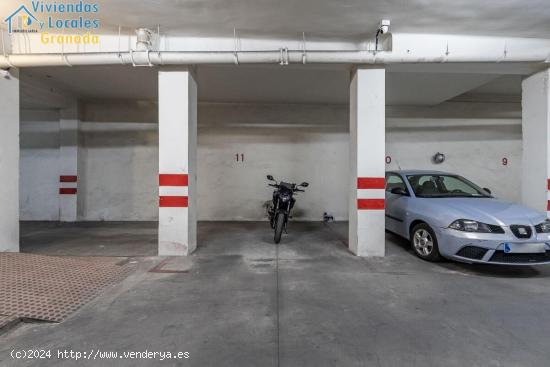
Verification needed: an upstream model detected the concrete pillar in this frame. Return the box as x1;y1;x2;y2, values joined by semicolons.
349;67;386;257
59;104;79;222
158;68;197;256
521;69;550;213
0;69;20;252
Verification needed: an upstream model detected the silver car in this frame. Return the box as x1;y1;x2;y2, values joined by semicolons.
385;170;550;265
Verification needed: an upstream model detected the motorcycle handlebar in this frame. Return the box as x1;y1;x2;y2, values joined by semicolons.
268;182;307;192
268;184;305;192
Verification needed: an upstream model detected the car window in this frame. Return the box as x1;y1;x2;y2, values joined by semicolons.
439;176;480;195
409;175;435;194
417;176;432;186
385;174;407;192
406;174;490;198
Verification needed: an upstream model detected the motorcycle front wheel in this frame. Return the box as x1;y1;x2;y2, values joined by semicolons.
274;212;285;244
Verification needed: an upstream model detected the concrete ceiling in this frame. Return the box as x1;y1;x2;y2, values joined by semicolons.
386;73;497;106
469;75;523;95
2;0;550;39
22;65;518;107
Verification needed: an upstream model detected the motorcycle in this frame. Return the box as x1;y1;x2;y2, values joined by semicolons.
266;175;309;244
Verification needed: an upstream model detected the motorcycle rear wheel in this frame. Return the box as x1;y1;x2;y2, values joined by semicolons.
274;212;285;244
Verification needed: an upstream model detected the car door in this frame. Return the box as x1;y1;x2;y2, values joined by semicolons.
385;173;411;237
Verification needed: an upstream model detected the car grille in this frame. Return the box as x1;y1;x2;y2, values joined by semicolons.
489;250;550;264
456;246;488;260
534;223;547;233
510;225;533;239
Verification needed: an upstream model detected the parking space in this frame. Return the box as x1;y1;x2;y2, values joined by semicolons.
3;223;550;366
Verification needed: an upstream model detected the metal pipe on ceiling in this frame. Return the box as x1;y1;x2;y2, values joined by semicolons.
1;49;549;68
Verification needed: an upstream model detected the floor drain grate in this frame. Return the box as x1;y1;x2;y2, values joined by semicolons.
0;253;133;326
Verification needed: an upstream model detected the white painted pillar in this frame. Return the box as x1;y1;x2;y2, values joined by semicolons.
522;68;550;213
59;104;79;222
0;69;20;252
158;68;197;256
349;67;386;257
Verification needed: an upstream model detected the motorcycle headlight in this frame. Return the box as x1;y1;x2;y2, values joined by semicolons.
280;194;290;203
535;219;550;233
449;219;503;233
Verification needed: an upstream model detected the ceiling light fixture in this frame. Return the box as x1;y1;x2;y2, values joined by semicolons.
433;152;446;164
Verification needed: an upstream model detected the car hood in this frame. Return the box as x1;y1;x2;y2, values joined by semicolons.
420;197;547;226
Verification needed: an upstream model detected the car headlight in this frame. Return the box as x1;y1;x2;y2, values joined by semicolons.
535;219;550;233
449;219;503;233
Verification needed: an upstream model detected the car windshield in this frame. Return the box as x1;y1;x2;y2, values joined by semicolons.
406;174;492;198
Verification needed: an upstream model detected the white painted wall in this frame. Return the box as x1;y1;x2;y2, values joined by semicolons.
76;102;350;221
386;118;522;202
198;103;349;221
78;122;158;221
20;109;60;220
19;100;523;221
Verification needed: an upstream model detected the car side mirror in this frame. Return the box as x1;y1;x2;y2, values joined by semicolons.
267;175;274;181
390;187;408;196
483;187;492;195
300;182;309;187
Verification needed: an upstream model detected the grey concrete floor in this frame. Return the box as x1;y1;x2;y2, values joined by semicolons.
3;221;550;366
20;221;158;256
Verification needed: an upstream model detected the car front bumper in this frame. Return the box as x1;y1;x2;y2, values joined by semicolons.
435;227;550;265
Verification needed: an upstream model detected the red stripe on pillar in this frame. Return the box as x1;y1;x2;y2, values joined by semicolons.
547;200;550;211
60;175;77;182
59;188;77;195
357;198;385;210
159;174;188;186
159;196;188;208
547;179;550;191
357;177;385;189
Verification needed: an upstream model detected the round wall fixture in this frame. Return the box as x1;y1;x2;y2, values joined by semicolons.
432;152;445;164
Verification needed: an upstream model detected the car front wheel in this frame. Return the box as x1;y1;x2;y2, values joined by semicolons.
410;223;442;262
